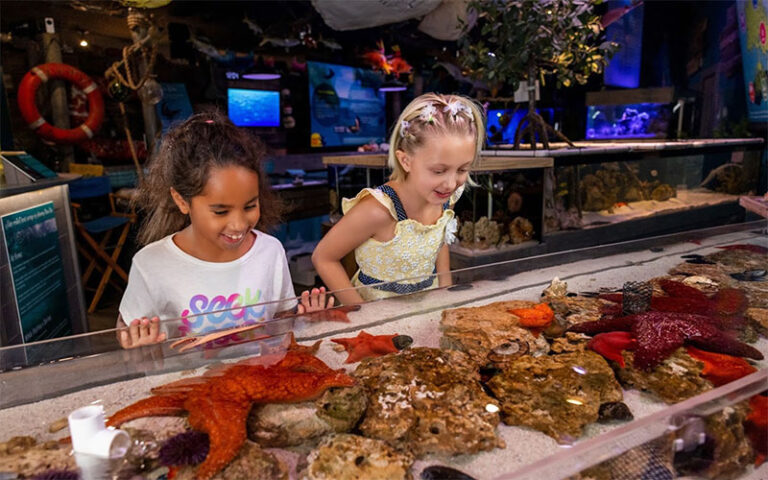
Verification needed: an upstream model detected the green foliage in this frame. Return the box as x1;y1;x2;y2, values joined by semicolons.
459;0;618;93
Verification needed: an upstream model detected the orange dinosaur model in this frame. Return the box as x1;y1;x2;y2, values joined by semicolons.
107;351;355;480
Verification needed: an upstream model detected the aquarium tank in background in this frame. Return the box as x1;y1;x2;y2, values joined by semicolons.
486;107;557;145
586;102;672;140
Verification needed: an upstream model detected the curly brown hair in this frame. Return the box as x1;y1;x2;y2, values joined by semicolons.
134;111;283;246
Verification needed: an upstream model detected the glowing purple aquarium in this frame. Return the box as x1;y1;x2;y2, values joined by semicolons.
586;102;671;140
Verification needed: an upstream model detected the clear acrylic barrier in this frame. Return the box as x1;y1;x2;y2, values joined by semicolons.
0;220;766;479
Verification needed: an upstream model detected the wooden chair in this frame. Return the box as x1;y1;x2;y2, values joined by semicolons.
69;176;136;313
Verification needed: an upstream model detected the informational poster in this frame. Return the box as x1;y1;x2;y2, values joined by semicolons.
1;201;72;342
737;0;768;122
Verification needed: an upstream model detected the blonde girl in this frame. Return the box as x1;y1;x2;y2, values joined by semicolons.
313;93;485;304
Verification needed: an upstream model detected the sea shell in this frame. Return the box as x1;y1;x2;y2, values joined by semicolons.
487;339;528;364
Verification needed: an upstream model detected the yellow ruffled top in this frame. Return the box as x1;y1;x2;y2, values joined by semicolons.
341;186;462;301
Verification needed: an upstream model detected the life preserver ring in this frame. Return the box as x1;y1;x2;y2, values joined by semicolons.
17;63;104;144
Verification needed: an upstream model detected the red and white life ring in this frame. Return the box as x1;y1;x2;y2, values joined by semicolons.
17;63;104;144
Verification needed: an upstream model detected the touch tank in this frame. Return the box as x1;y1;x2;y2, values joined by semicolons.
1;222;766;479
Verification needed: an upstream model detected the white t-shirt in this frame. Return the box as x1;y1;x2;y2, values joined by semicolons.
119;230;298;338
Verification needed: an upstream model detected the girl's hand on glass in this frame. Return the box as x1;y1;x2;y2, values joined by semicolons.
119;316;167;349
297;287;335;314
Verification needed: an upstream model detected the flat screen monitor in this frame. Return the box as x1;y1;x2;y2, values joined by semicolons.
486;107;555;145
227;88;280;127
586;103;671;140
307;61;386;148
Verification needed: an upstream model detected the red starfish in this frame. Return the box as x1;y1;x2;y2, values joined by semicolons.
599;281;748;328
587;331;637;367
569;311;763;371
331;331;399;363
745;394;768;466
685;346;757;387
107;352;354;480
717;244;768;255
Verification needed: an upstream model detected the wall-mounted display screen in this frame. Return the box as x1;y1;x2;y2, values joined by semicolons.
227;88;280;127
308;61;386;148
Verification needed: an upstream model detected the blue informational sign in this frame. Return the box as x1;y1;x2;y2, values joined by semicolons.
737;0;768;122
1;201;72;342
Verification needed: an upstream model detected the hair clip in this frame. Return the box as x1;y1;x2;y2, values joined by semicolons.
400;120;410;138
443;101;472;121
419;104;438;124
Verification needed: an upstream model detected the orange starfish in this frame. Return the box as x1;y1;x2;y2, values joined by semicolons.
509;303;554;328
685;346;757;387
331;330;399;363
107;351;354;480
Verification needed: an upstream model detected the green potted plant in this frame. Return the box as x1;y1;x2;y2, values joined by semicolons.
459;0;618;149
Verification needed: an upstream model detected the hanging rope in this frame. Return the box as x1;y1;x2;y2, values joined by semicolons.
105;10;158;91
106;43;157;91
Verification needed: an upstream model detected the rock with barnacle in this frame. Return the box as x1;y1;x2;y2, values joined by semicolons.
301;433;414;480
0;436;76;477
247;386;367;447
440;300;550;367
354;347;504;456
174;441;287;480
486;351;625;442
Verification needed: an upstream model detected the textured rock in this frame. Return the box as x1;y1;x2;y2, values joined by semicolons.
354;348;503;456
486;351;624;442
440;300;550;365
615;349;712;404
0;437;76;477
746;307;768;335
550;332;591;354
302;434;413;480
247;386;367;447
174;442;287;480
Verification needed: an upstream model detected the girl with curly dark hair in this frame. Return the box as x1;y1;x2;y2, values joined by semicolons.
118;111;332;348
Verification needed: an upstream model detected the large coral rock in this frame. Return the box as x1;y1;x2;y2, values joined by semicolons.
302;433;414;480
247;386;366;447
615;349;712;404
354;348;503;456
174;442;287;480
440;300;550;365
0;436;76;477
486;351;624;442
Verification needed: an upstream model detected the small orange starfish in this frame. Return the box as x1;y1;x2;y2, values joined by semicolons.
331;331;399;363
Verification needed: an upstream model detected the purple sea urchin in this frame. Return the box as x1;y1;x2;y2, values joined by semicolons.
158;431;209;466
31;470;79;480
